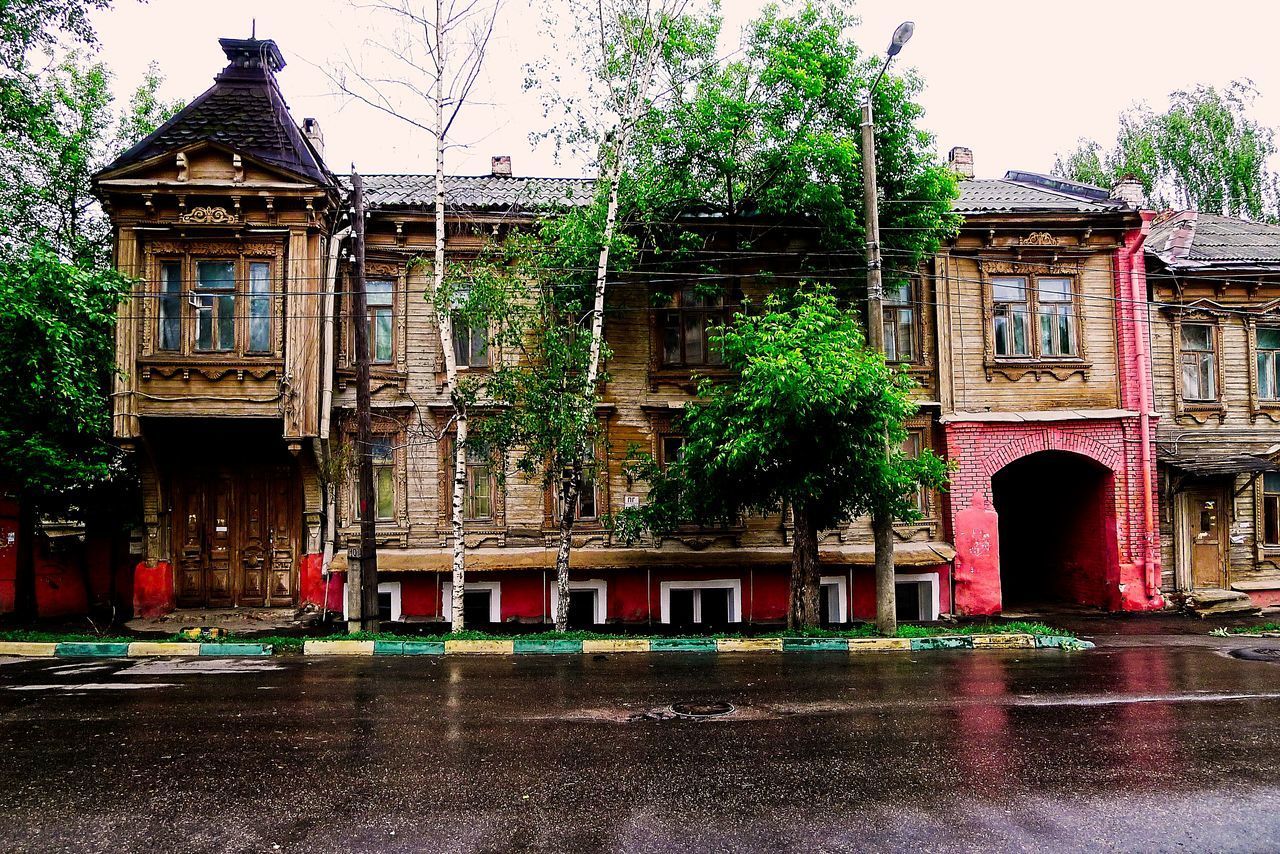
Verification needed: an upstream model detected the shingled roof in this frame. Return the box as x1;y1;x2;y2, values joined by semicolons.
1146;211;1280;270
347;174;596;212
955;171;1130;215
100;38;330;186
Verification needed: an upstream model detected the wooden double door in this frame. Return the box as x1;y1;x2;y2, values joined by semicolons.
173;465;299;608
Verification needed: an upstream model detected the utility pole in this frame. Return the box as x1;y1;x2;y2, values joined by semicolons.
864;22;914;637
348;168;380;633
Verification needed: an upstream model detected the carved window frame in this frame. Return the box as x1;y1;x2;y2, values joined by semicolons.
1171;311;1226;422
141;239;285;360
891;416;941;541
978;259;1091;381
1247;314;1280;422
341;260;408;375
543;418;611;532
339;420;409;535
436;427;506;534
648;279;742;391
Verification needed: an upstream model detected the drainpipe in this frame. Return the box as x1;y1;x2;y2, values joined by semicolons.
318;226;352;600
1126;213;1161;606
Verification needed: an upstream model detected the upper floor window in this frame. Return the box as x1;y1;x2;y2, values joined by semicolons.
883;281;916;363
902;428;926;513
464;452;494;521
372;437;395;521
660;286;731;367
557;461;598;522
1180;323;1217;401
454;318;488;368
1258;328;1280;401
991;275;1078;359
660;435;685;467
367;280;394;364
153;253;276;356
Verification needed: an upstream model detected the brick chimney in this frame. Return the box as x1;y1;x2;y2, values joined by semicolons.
491;155;512;177
948;146;974;179
1110;175;1145;208
302;117;324;158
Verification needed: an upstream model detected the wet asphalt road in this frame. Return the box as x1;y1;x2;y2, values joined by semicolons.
2;636;1280;853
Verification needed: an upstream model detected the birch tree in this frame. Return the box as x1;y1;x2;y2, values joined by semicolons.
331;0;500;630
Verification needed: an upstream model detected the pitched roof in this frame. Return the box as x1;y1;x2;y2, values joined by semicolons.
955;171;1129;215
1146;211;1280;270
99;38;330;186
347;174;596;212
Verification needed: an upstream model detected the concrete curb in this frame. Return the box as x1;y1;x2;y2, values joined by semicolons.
0;635;1090;659
0;641;274;658
298;634;1091;656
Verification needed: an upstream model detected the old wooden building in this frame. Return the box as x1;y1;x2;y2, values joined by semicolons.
93;37;338;614
89;35;1173;625
939;156;1163;615
1147;212;1280;612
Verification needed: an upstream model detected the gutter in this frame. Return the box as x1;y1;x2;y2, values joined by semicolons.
1124;212;1162;606
317;225;352;598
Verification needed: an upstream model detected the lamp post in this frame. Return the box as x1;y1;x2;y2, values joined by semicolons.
864;21;913;636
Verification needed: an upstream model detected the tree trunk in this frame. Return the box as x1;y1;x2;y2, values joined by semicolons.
450;412;467;632
14;494;36;622
873;508;897;636
788;501;821;629
553;463;581;632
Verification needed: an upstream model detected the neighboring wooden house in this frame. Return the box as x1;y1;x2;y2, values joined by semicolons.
938;155;1164;615
1147;212;1280;612
92;38;339;615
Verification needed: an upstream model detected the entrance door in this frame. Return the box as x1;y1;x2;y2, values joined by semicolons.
1187;488;1226;589
172;466;298;608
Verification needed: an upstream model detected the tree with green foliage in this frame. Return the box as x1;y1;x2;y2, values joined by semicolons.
1054;80;1279;221
617;286;948;629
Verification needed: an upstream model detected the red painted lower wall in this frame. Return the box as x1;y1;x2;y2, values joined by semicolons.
133;561;174;618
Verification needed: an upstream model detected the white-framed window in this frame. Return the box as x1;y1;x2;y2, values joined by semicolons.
894;572;940;622
659;579;742;624
441;580;502;623
342;580;402;623
819;575;849;624
549;579;608;625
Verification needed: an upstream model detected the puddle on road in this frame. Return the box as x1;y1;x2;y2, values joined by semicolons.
120;658;283;676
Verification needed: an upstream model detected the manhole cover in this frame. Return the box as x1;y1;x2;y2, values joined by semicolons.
1229;647;1280;662
669;701;735;718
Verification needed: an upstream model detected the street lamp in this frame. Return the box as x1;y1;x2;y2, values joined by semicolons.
863;21;913;636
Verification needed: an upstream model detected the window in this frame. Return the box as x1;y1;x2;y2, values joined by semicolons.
1036;277;1076;357
453;318;487;368
903;429;926;513
248;262;271;353
991;275;1079;359
195;261;236;351
372;437;395;521
659;579;741;625
464;452;493;521
660;285;731;367
660;435;685;467
550;579;608;626
883;281;916;362
158;261;182;351
1259;328;1280;401
992;277;1030;357
894;573;940;621
819;576;849;624
442;581;501;623
1265;473;1280;547
1180;323;1217;401
558;463;598;521
366;280;394;363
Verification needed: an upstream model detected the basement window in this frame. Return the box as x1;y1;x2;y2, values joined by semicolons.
894;573;940;622
660;579;741;627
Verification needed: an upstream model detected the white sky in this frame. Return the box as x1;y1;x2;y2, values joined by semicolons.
90;0;1280;180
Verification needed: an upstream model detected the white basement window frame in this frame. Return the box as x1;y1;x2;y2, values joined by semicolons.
441;580;502;623
549;578;608;625
658;578;742;624
819;575;849;624
895;572;941;621
342;580;402;623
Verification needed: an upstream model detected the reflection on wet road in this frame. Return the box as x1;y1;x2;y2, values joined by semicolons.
1;639;1278;852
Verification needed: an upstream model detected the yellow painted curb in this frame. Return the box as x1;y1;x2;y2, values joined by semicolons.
0;642;58;657
716;638;783;653
305;640;375;655
128;642;202;657
582;639;650;654
445;639;514;655
972;634;1036;649
847;638;912;652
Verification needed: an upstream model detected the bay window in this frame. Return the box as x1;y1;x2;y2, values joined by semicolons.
195;261;236;352
149;249;278;357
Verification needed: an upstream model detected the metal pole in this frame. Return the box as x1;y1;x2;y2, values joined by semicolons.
349;169;379;633
862;97;898;636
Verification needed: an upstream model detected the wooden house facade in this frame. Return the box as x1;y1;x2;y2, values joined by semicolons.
90;35;1170;625
1147;212;1280;611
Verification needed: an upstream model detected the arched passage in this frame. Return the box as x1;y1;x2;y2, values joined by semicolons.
992;450;1118;609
